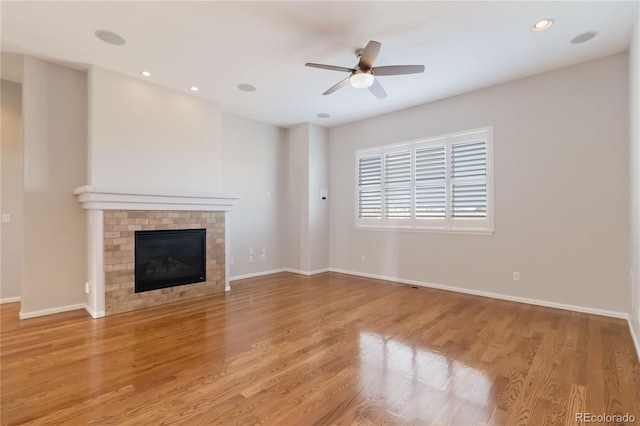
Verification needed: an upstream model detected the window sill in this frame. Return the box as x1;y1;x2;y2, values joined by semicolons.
355;225;494;236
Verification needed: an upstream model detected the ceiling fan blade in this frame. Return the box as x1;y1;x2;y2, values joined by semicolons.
372;65;425;76
358;40;381;70
306;63;355;73
323;76;351;95
368;78;387;100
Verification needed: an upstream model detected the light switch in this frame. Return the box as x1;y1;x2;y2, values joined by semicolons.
1;214;10;224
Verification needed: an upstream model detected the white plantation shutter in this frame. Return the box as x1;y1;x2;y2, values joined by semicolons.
414;143;446;223
384;149;412;219
450;140;488;220
355;127;493;232
357;153;382;221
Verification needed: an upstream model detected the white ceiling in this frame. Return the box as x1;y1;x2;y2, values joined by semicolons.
1;1;637;128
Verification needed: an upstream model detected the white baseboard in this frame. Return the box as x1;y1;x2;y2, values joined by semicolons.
283;268;330;276
230;268;287;281
0;296;21;304
329;268;628;319
83;304;105;319
629;318;640;363
19;303;87;320
230;268;330;281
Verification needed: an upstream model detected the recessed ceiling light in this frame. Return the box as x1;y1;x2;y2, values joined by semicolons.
95;30;126;46
316;113;331;119
571;32;597;44
140;71;151;77
532;19;554;32
237;83;256;92
189;86;199;92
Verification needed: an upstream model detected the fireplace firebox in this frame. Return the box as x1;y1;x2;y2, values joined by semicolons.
134;229;206;293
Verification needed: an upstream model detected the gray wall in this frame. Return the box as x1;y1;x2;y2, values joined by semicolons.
0;53;23;83
329;53;630;314
89;67;221;193
308;124;329;272
220;112;287;278
21;57;87;315
283;123;330;273
1;80;23;300
285;124;310;271
629;14;640;342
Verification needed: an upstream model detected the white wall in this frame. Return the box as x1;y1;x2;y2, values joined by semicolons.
308;124;329;272
89;67;221;193
1;80;23;300
0;54;24;302
21;56;87;315
286;124;310;271
629;13;640;347
220;113;287;278
329;53;630;314
284;123;330;273
1;53;24;83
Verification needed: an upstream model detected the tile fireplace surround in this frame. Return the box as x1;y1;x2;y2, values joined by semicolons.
74;186;239;318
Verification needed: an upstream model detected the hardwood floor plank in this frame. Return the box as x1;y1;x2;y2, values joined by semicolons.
565;384;586;426
1;272;639;425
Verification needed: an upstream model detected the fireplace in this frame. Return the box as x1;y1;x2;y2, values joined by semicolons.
135;229;206;293
75;186;239;317
100;210;226;315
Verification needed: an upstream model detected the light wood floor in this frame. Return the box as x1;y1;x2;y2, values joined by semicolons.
1;272;639;425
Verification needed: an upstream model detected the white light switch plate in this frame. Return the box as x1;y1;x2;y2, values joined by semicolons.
1;214;10;224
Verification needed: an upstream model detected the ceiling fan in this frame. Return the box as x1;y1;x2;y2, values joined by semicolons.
305;40;425;99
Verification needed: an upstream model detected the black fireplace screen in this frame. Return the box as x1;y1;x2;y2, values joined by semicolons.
134;229;206;293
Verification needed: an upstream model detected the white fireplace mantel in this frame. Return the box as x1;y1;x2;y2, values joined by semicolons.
74;185;240;211
74;186;240;319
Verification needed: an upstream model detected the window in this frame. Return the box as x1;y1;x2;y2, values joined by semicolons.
355;127;493;233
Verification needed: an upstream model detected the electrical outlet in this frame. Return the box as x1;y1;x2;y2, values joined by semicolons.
230;258;235;266
260;254;266;262
513;272;520;282
249;255;254;263
249;248;254;255
262;246;267;254
361;255;366;263
266;191;271;198
85;282;91;294
1;214;10;224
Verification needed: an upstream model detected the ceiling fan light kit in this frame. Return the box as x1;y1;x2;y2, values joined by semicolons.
305;40;425;100
350;71;374;88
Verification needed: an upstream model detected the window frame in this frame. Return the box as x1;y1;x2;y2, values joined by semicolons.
354;127;494;234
